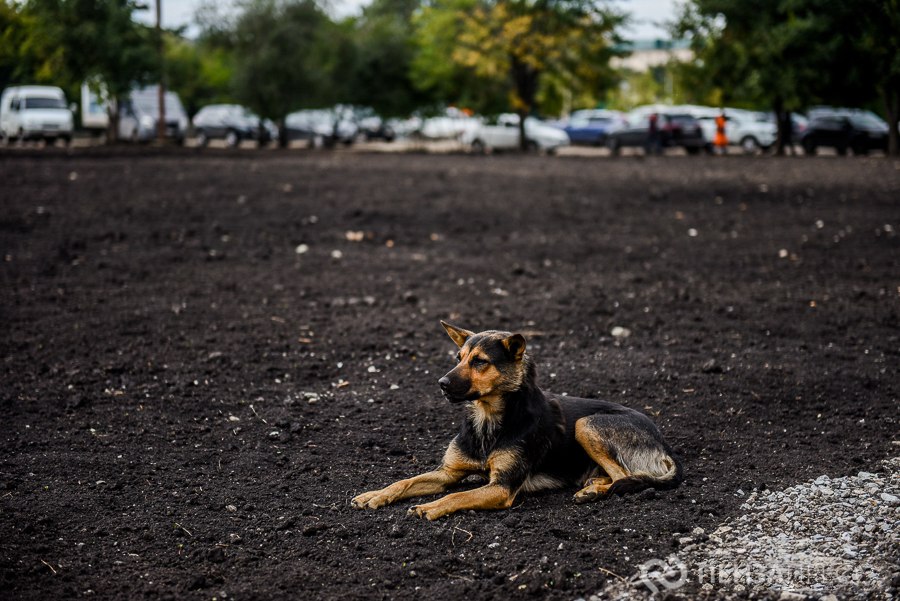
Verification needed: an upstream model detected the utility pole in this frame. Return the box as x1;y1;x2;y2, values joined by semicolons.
156;0;166;143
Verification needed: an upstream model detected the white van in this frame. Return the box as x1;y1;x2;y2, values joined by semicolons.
81;84;189;143
0;85;74;145
119;86;188;143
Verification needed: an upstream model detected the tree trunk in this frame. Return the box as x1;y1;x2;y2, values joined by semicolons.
518;110;528;152
511;57;538;152
278;117;288;149
106;101;119;145
885;86;899;157
773;97;789;156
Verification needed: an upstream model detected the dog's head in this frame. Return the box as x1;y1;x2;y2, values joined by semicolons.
438;321;528;403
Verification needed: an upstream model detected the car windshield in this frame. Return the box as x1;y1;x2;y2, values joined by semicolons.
25;96;66;109
848;113;886;129
132;91;184;117
667;114;696;126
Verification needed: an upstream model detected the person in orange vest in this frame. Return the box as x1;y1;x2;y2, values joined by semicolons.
714;110;728;155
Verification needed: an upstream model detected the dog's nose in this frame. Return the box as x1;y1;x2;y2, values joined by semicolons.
438;377;451;391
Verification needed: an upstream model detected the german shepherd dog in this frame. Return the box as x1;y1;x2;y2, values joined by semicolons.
351;322;682;520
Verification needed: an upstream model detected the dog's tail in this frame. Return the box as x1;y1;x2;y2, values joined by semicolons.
607;452;683;496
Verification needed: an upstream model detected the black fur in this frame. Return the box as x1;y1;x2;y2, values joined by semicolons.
448;335;683;496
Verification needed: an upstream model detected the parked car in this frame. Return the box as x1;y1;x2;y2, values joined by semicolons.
284;108;358;147
420;107;479;140
461;113;570;153
554;109;625;146
118;86;189;144
687;107;777;153
606;108;707;155
0;85;74;145
353;107;395;142
192;104;275;147
800;108;889;155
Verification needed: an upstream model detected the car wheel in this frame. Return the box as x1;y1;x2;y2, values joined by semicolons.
740;136;760;154
525;140;539;153
470;139;486;155
851;142;868;156
62;135;72;147
606;137;620;156
802;139;816;155
685;146;701;155
225;130;239;148
196;130;208;148
836;145;847;156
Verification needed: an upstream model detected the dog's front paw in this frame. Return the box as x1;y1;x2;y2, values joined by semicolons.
407;502;447;521
352;489;393;509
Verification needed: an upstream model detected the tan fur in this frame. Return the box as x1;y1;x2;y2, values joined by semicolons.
351;440;479;509
407;484;513;520
441;321;473;348
486;447;519;480
573;418;631;500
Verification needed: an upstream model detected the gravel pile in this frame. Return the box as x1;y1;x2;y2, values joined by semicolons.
590;457;900;600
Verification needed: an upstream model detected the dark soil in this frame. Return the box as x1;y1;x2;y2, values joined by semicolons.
1;148;899;600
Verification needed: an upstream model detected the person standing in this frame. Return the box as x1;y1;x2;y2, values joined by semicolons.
647;112;661;155
714;110;728;155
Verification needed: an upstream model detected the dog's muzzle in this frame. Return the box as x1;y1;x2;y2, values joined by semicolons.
439;376;470;403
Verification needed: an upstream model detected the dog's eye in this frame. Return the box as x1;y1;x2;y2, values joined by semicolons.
470;357;489;368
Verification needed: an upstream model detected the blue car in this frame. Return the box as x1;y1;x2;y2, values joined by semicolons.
556;109;625;146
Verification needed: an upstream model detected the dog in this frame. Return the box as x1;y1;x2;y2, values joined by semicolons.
351;322;682;520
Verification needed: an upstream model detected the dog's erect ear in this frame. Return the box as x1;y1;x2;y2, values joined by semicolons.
502;334;527;361
441;321;474;348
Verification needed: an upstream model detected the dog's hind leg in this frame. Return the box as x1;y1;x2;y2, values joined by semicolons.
573;413;680;503
573;419;628;503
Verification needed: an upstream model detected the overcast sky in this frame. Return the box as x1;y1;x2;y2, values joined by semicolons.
134;0;681;40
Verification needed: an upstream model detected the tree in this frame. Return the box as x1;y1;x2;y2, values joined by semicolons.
164;33;234;117
1;2;34;91
23;0;157;142
412;0;624;149
855;0;900;155
675;0;899;155
348;0;432;117
227;0;355;146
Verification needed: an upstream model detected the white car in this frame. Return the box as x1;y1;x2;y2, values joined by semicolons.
462;113;570;153
683;105;777;153
119;86;189;144
420;107;479;140
1;85;74;145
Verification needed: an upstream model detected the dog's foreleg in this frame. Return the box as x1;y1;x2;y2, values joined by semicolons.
408;484;515;520
352;440;478;510
352;468;464;509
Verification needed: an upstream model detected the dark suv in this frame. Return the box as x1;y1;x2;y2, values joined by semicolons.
800;108;889;156
606;112;707;155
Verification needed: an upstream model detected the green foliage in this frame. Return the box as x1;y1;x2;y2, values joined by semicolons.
226;0;354;122
412;0;625;117
0;2;33;90
348;0;431;117
23;0;156;101
164;33;233;116
676;0;900;153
